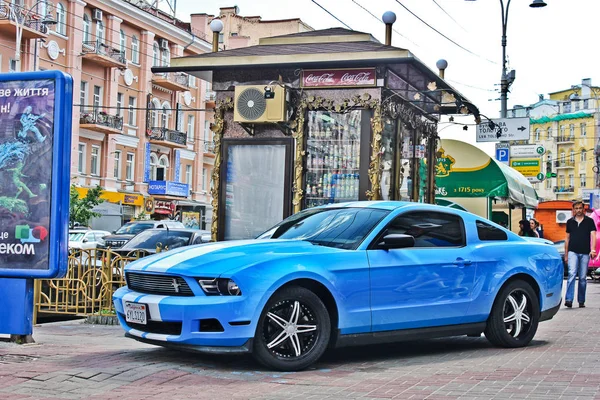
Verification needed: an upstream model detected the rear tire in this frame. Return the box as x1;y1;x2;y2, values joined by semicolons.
485;280;539;348
252;286;330;371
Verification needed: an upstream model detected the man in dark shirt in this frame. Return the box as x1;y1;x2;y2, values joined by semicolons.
564;201;597;308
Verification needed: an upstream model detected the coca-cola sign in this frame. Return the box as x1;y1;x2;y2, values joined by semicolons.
301;68;376;88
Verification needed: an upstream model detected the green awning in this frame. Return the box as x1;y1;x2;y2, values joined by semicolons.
530;111;592;124
435;139;538;208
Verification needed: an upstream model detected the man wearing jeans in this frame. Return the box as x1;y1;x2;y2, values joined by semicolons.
564;201;597;308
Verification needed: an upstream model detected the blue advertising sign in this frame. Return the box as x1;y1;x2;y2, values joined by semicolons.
148;180;189;197
0;71;72;279
144;142;151;182
174;149;181;182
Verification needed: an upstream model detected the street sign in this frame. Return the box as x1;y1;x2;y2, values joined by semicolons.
476;117;530;142
536;172;545;181
510;144;545;157
495;147;509;164
510;158;541;181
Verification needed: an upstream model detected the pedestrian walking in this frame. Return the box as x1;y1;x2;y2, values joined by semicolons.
530;218;542;238
564;201;597;308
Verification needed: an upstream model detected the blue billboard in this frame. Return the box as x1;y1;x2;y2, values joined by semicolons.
148;180;189;197
0;71;72;279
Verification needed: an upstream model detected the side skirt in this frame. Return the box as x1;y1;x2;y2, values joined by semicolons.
334;322;487;348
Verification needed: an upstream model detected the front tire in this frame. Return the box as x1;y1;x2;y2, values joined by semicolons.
252;286;330;371
485;280;539;348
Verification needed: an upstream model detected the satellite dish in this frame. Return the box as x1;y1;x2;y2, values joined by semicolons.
236;88;266;121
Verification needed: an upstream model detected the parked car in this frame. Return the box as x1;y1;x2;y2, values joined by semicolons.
553;240;568;277
68;229;111;250
112;228;211;257
113;202;563;371
102;220;185;249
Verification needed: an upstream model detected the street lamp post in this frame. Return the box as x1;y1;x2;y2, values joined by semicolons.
466;0;547;118
0;1;56;72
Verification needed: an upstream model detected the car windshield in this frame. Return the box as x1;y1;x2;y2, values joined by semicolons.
69;232;85;242
122;230;193;250
115;222;154;235
258;207;389;250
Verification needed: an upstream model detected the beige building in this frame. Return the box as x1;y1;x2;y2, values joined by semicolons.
190;6;313;50
0;1;309;229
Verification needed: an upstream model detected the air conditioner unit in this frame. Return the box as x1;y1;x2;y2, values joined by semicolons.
233;85;287;123
556;210;571;223
93;9;103;21
160;39;169;50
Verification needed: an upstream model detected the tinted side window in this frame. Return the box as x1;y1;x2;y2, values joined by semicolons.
476;220;508;241
385;211;465;248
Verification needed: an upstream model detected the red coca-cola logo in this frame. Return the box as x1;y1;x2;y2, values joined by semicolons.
301;68;376;87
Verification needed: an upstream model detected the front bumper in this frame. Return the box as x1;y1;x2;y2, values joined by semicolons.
126;333;253;354
113;286;259;348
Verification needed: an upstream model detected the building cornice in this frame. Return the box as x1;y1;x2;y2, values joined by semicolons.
92;0;211;54
179;149;195;160
114;134;140;148
79;129;105;141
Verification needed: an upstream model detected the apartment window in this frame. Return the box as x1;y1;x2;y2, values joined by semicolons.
564;102;571;113
584;99;589;109
570;150;575;164
218;33;224;43
162;48;170;67
204;120;210;143
93;85;102;111
202;168;207;191
569;124;575;138
574;101;580;112
126;153;134;181
116;93;123;117
534;128;540;141
128;96;136;126
90;146;100;176
78;143;86;174
545;179;551;190
152;42;160;67
161;104;169;128
547;127;552;140
560;152;566;163
82;14;91;43
581;149;587;162
580;174;587;187
9;58;17;72
131;36;139;64
569;174;574;187
37;0;47;18
185;165;192;184
560;125;565;140
56;3;66;35
119;30;126;57
95;21;104;46
581;122;587;136
560;176;565;187
113;150;121;179
189;75;196;87
187;115;195;142
79;81;88;112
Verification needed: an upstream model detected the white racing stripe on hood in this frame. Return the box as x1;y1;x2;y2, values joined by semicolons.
142;242;231;273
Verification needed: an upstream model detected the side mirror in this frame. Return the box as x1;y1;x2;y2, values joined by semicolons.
112;230;116;234
82;238;89;243
378;234;415;250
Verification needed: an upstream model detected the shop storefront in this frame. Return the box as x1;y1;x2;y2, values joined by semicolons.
74;187;144;226
156;27;478;241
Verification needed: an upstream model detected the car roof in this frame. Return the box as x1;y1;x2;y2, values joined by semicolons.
139;228;210;233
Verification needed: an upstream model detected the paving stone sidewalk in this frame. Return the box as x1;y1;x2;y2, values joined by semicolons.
1;281;600;400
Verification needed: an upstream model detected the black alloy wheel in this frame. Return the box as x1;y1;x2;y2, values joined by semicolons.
485;279;539;348
253;286;331;371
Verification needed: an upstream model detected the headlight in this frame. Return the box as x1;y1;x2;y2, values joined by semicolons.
197;278;242;296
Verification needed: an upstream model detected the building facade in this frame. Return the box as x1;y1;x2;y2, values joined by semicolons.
511;79;600;202
0;0;310;230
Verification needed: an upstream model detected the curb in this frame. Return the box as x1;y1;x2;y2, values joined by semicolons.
85;315;119;325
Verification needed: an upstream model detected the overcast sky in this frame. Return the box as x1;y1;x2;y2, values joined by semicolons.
175;0;600;154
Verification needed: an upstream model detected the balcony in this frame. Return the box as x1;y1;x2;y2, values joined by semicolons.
82;41;126;69
79;110;123;134
203;141;215;155
553;186;575;193
152;72;190;92
555;160;575;169
0;10;48;40
148;127;187;148
555;135;575;144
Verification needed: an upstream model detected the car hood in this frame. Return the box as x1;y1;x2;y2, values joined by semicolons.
124;239;341;276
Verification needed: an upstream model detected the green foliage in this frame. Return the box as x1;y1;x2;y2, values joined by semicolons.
69;185;104;228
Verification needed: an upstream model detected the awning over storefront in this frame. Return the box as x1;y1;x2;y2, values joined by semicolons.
74;187;144;207
435;139;538;208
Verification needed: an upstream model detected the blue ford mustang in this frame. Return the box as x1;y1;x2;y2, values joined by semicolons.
113;202;563;371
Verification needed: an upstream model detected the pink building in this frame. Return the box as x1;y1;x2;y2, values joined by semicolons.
0;1;309;229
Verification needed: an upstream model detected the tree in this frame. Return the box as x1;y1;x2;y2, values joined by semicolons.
69;185;104;228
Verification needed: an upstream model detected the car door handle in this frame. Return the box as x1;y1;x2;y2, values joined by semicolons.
453;258;472;266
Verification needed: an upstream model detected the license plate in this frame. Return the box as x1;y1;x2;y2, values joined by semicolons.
124;302;147;325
